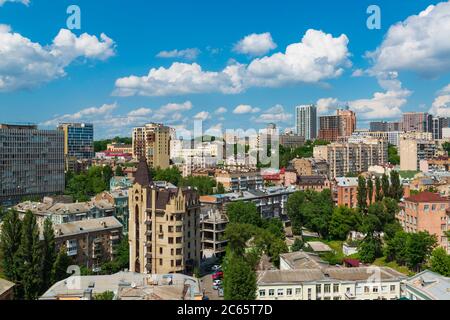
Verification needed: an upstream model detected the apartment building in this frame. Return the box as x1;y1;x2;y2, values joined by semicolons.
57;123;94;171
297;175;331;192
337;109;356;137
132;123;171;169
313;139;388;178
14;197;115;228
279;133;305;149
215;169;263;192
128;159;201;275
94;190;129;233
399;138;436;171
318;115;340;142
200;210;228;259
170;139;220;176
295;104;317;140
397;192;450;253
256;251;405;300
200;185;297;222
54;216;123;271
0;124;65;206
370;121;402;132
350;131;401;147
402;112;432;132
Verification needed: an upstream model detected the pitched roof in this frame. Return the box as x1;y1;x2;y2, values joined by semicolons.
135;158;152;186
405;191;449;203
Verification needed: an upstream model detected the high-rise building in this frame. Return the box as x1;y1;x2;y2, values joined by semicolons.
402;112;432;133
0;124;65;205
431;117;450;140
132;123;171;169
318;115;340;142
295;105;317;140
128;159;201;274
337;109;356;137
369;121;402;132
57;123;94;171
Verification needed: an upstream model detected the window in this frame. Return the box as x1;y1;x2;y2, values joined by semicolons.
286;289;292;296
259;290;266;297
159;247;163;254
333;284;339;293
364;286;370;293
277;289;284;296
390;285;396;293
307;288;312;300
373;287;379;293
432;204;436;211
333;296;340;300
316;284;321;294
269;289;274;296
159;259;163;266
324;284;331;294
295;288;301;295
424;205;429;212
168;237;174;244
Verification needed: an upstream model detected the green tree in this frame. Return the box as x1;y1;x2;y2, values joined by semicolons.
357;176;367;212
406;231;437;271
375;176;383;202
223;251;256;300
381;174;390;197
41;218;56;293
115;165;124;176
385;231;408;264
329;206;358;240
179;175;217;195
389;171;403;201
102;165;114;188
216;182;225;194
367;178;374;205
153;167;182;185
267;238;288;268
226;202;262;227
94;291;115;300
263;219;285;240
429;247;450;276
291;238;304;252
17;211;43;300
0;209;22;294
223;223;254;254
388;144;400;165
52;247;73;284
358;235;382;263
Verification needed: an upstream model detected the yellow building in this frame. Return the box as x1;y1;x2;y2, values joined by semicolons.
132;123;171;169
128;159;201;275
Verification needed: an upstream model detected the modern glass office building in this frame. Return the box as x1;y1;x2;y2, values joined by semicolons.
57;123;94;170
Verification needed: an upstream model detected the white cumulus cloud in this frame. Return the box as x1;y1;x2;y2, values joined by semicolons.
429;83;450;117
233;32;277;56
252;105;292;123
156;48;201;60
193;111;211;121
114;29;351;97
0;25;115;91
233;104;261;114
367;1;450;77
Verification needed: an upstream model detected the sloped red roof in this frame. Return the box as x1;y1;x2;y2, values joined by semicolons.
405;191;449;203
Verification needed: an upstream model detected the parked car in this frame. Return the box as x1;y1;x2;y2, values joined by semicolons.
211;265;222;272
218;287;224;297
212;279;222;290
211;271;223;280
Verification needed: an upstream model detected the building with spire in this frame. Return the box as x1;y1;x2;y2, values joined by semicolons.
128;159;201;275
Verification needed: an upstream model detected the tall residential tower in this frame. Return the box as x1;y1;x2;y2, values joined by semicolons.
295;104;317;140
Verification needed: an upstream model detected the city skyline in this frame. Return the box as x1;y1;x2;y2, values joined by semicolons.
0;0;450;139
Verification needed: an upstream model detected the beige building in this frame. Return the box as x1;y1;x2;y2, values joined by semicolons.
107;143;133;154
400;138;436;171
129;159;201;275
256;251;406;300
314;139;388;178
132;123;171;169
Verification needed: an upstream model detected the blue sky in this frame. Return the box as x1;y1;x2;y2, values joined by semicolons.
1;0;450;138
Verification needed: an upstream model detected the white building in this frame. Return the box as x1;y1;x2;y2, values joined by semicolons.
296;104;317;140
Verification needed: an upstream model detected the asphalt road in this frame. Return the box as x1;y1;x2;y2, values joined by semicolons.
200;273;223;300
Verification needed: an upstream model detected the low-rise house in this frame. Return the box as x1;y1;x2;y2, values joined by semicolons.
94;190;129;233
40;271;203;300
297;175;331;192
402;270;450;300
333;177;358;208
290;158;329;177
215;169;263;192
0;278;15;300
54;216;123;271
306;241;333;253
110;176;135;191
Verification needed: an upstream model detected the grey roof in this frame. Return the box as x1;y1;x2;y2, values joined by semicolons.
0;278;15;295
54;216;122;237
404;270;450;300
257;267;406;285
335;177;359;187
307;241;333;252
280;251;329;270
40;271;201;300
